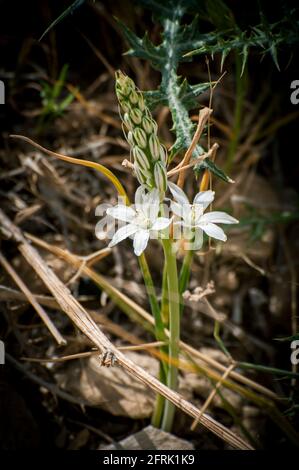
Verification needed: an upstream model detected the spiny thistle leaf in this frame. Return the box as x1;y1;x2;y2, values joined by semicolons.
116;1;210;161
185;4;299;71
116;0;232;185
194;158;233;184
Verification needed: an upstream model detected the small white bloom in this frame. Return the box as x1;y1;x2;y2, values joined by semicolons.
106;187;171;256
169;182;238;248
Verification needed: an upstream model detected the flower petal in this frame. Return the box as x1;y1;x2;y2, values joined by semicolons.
133;229;150;256
199;211;239;225
201;222;227;241
170;201;191;219
193;190;215;209
106;205;136;223
168;182;189;205
108;223;138;247
151;217;172;231
134;185;146;207
142;188;160;222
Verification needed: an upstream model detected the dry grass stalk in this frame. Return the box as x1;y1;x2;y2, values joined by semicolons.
0;251;66;345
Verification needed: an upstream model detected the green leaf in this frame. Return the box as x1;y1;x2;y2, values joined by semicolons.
194;158;234;184
39;0;86;41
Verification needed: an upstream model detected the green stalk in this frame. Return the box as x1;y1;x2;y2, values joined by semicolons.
151;366;167;428
161;263;169;326
138;253;168;428
161;238;180;432
179;249;193;314
138;253;166;342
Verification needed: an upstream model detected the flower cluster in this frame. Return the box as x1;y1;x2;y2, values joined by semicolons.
98;72;239;256
115;71;167;193
104;184;238;256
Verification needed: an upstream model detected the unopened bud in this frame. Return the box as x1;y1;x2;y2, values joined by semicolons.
154;161;167;192
159;145;167;165
126;131;134;146
129;90;139;105
123;112;132;130
134;163;153;187
132;147;150;171
137;94;145;111
149;134;162;161
142;116;157;134
133;128;147;149
130;108;143;125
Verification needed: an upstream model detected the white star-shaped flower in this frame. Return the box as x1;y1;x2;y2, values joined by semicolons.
106;187;171;256
169;182;238;248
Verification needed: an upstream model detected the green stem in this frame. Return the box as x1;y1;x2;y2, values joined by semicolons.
179;249;193;314
214;320;231;359
161;239;180;432
138;253;168;428
138;253;166;343
151;365;167;428
161;263;169;326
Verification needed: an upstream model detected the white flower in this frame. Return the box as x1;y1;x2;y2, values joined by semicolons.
169;182;238;248
106;187;171;256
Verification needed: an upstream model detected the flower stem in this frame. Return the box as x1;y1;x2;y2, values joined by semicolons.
161;238;180;432
138;253;166;342
179;249;193;307
161;263;169;326
138;252;168;427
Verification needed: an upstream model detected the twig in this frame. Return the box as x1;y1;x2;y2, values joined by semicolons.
191;364;235;431
21;341;167;363
167;143;218;177
176;107;212;188
0;251;66;345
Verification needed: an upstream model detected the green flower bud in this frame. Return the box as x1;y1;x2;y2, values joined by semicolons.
149;134;162;161
123;112;132;131
159;145;167;165
130;108;143;125
133;128;147;149
132;147;150;171
142;116;157;134
118;99;130;114
137;94;145;112
134;163;153;187
154;161;167;192
129;90;139;105
146;176;154;188
126;131;134;146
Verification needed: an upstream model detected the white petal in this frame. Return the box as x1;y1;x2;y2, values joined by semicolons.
135;185;146;207
193;190;215;209
109;224;138;247
106;205;136;222
201;222;227;241
151;217;172;231
171;201;191;219
199;211;239;225
142;188;160;222
168;182;189;205
133;229;150;256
